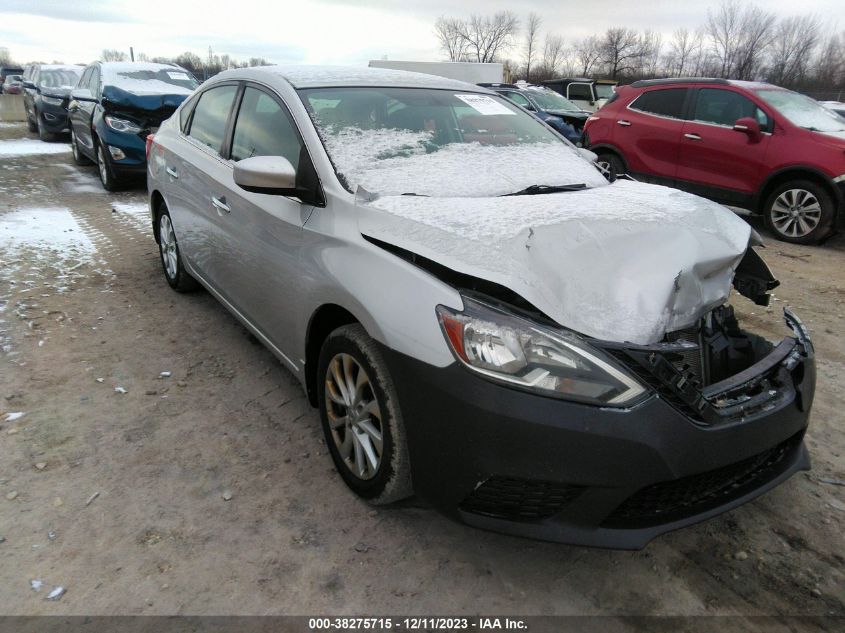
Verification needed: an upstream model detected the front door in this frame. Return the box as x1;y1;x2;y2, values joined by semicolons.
675;87;771;201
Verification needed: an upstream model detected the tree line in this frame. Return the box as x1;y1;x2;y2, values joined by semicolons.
101;48;269;80
434;0;845;99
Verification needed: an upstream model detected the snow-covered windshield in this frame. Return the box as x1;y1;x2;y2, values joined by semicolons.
755;89;845;133
39;68;81;90
299;86;606;197
104;67;199;95
525;88;581;112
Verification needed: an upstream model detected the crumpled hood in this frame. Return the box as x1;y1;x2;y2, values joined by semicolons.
356;179;752;345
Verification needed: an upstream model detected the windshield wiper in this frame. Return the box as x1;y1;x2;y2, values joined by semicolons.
401;192;429;197
502;184;588;196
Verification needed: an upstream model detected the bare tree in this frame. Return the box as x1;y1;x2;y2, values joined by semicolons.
638;30;663;77
458;12;520;63
0;47;12;65
573;36;602;76
666;28;704;77
434;16;469;62
599;28;643;78
536;34;566;79
523;12;542;82
101;49;128;62
733;5;776;79
706;0;775;79
766;15;821;86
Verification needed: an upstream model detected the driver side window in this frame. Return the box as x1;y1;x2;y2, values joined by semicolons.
230;86;303;168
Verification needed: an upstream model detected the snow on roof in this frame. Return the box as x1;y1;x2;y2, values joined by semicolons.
249;65;491;91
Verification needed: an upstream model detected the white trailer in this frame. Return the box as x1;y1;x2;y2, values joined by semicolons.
368;60;504;85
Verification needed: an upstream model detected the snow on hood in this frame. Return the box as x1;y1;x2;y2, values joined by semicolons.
357;179;752;345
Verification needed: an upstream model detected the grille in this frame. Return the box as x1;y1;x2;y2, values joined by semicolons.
665;325;705;386
460;477;584;521
603;432;802;528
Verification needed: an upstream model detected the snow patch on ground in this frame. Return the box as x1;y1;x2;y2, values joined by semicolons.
111;201;151;233
0;207;95;255
0;139;71;157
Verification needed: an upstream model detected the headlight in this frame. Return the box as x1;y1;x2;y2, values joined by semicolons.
436;297;647;406
41;95;63;106
104;115;142;134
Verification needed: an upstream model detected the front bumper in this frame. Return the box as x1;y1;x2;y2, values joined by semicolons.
381;311;814;549
38;101;71;133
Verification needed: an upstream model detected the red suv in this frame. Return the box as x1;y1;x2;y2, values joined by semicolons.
583;78;845;244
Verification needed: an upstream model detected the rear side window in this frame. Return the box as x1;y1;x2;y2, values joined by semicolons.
230;86;303;166
188;85;238;154
693;88;766;128
568;84;593;101
502;91;531;108
630;88;688;119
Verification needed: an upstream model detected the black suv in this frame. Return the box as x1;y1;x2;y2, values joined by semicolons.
22;65;84;140
69;61;198;190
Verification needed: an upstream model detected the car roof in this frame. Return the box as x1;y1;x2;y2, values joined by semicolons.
629;77;786;91
96;61;181;71
38;64;84;71
211;65;494;92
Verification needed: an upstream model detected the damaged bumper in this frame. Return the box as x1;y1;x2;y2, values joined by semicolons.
381;309;814;549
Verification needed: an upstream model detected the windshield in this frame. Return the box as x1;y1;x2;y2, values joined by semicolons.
39;69;81;90
755;89;845;133
524;88;581;112
300;86;606;197
595;84;615;100
105;68;199;95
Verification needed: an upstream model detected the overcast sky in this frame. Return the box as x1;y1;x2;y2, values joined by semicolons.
1;0;841;66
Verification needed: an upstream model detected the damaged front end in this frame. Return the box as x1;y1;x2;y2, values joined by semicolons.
598;306;814;425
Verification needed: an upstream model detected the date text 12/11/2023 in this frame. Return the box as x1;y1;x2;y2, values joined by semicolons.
307;617;528;630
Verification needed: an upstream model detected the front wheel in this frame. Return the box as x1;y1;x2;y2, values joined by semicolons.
96;140;120;191
37;115;55;142
157;206;199;292
70;128;91;165
763;180;835;244
318;324;412;505
26;111;37;133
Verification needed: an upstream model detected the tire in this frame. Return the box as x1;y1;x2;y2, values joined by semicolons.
36;115;55;142
95;139;120;191
70;128;91;165
596;152;625;181
318;324;412;505
763;180;835;245
156;205;199;292
26;112;37;133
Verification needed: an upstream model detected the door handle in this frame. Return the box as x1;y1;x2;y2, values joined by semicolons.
211;196;230;214
684;133;702;140
617;120;632;127
166;167;178;179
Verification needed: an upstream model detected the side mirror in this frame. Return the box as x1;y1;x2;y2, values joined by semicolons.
22;80;35;89
234;156;297;195
733;117;762;141
70;88;95;102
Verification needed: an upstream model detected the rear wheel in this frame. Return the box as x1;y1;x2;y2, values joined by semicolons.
596;152;625;181
96;140;120;191
763;180;835;244
26;110;37;133
318;324;412;505
157;205;199;292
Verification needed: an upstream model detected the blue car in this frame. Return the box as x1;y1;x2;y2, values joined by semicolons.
480;82;590;145
68;62;199;190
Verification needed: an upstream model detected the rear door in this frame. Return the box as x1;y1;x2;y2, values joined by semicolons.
617;87;689;181
676;87;772;201
166;82;240;290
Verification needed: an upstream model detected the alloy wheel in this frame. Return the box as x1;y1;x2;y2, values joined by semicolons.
770;189;822;238
324;353;384;480
71;129;79;160
97;145;109;185
158;214;179;280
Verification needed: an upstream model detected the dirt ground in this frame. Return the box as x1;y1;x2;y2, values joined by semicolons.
0;122;843;620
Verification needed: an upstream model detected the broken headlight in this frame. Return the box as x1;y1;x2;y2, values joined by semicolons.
436;297;647;406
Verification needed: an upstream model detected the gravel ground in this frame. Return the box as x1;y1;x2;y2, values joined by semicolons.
0;122;843;622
